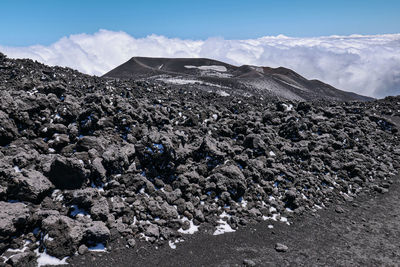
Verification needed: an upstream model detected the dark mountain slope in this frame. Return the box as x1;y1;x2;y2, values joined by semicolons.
103;57;373;102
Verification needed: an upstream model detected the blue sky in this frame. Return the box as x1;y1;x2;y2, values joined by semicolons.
1;0;400;46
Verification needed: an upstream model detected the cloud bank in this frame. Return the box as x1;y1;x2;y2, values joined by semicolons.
1;29;399;98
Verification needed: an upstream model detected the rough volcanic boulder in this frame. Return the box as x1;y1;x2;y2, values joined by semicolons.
76;136;105;152
91;157;107;181
0;202;30;252
9;170;54;203
41;214;111;258
41;215;85;258
198;136;225;157
64;188;99;208
47;156;90;189
84;221;110;244
145;200;179;220
208;165;246;200
243;133;268;154
101;144;135;174
37;82;66;98
6;251;36;267
0;110;18;146
90;197;110;221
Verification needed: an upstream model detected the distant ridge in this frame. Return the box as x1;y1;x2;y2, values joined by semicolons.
103;57;373;101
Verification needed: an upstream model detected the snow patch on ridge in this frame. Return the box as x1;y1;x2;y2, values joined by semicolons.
185;65;227;72
157;77;228;89
217;90;230;97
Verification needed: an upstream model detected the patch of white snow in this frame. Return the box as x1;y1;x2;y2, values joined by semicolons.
35;248;69;267
282;103;293;112
213;211;236;235
217;90;230;97
168;240;176;249
178;218;199;235
13;166;22;173
184;65;227;72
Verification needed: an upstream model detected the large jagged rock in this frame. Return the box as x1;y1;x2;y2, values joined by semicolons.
6;251;36;267
91;157;107;180
0;202;30;252
47;156;90;189
41;214;110;258
198;136;225;158
101;145;130;174
0;110;18;146
76;136;105;152
84;221;110;243
208;164;246;200
41;215;85;258
9;170;54;203
90;197;110;221
65;188;99;208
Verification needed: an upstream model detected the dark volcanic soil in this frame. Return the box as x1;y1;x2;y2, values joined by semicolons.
69;176;400;267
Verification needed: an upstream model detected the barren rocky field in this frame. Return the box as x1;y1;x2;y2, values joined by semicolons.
69;173;400;266
0;52;399;266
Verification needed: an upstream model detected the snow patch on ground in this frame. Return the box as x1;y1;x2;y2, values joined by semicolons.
168;238;184;249
13;166;22;173
178;217;199;234
282;103;293;111
213;211;236;235
168;240;176;249
280;216;288;223
262;207;290;225
1;240;32;262
217;90;230;97
35;248;69;267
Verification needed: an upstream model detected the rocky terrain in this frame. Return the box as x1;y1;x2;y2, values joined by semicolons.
103;57;373;102
69;174;400;266
0;52;399;266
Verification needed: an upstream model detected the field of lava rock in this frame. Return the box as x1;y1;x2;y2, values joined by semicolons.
0;52;399;266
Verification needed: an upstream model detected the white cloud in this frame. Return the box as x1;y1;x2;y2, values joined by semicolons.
1;29;399;98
